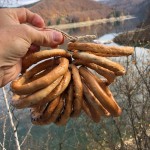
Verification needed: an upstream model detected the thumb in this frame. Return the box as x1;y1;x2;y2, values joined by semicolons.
24;25;64;48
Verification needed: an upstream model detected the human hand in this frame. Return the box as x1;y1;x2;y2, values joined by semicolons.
0;8;64;87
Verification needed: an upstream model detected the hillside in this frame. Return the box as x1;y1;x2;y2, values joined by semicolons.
30;0;112;25
113;0;150;47
102;0;145;15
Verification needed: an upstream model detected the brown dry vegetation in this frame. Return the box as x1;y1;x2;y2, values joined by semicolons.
113;0;150;47
30;0;112;25
109;0;145;14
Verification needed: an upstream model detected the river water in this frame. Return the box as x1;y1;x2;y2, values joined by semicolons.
62;17;140;41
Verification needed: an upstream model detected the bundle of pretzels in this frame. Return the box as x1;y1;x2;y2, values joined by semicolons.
10;42;134;126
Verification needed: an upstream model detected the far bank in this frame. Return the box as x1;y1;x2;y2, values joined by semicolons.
48;15;135;30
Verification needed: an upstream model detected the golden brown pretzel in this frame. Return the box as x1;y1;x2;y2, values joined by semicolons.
87;69;121;111
70;64;83;117
68;42;134;57
73;52;125;76
31;96;60;121
79;67;122;117
55;83;73;126
32;94;65;125
38;95;64;125
89;70;119;103
82;80;110;116
30;69;71;123
82;99;92;119
73;59;116;84
22;49;71;73
11;58;56;95
83;96;101;123
32;70;71;109
11;76;63;109
11;57;69;95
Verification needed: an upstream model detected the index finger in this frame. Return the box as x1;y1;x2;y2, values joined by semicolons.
16;8;45;28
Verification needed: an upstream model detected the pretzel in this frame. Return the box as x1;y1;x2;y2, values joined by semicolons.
70;64;83;117
32;95;64;125
22;49;71;73
68;42;134;57
32;70;71;113
73;59;116;84
31;96;60;122
83;96;101;123
79;67;122;117
73;52;125;76
82;99;92;119
11;76;62;109
82;80;110;116
55;83;73;126
11;57;69;95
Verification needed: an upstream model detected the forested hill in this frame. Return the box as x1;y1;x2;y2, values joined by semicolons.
113;0;150;46
30;0;112;25
137;0;150;25
104;0;145;14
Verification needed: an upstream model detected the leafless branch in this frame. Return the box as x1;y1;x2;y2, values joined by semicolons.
2;87;21;150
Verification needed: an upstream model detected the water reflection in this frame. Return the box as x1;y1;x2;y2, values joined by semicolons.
62;17;140;38
58;17;140;50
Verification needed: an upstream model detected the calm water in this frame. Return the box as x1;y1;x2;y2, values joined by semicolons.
63;17;140;39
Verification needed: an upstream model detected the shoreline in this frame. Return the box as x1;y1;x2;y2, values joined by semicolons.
49;15;136;30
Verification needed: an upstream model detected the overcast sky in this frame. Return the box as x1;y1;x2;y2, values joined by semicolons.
0;0;40;7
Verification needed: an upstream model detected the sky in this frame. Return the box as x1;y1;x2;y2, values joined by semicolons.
0;0;110;7
0;0;40;7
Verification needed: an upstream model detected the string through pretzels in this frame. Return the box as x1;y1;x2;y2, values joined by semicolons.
42;27;97;42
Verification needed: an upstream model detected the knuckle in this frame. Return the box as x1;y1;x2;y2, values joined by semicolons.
18;7;28;14
41;31;52;46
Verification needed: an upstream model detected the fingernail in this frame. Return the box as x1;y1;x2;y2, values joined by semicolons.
53;31;63;43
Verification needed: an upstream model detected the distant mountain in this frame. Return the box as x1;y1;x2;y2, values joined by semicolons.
30;0;112;25
113;0;150;46
137;0;150;26
98;0;146;14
